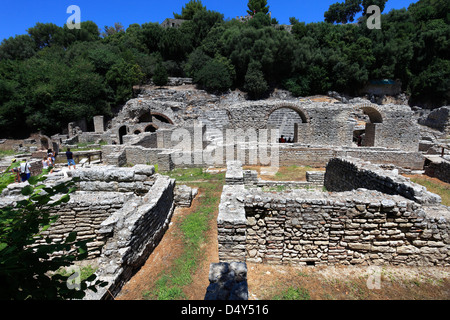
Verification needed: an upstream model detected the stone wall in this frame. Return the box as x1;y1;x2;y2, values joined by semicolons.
324;157;441;205
36;192;130;259
418;106;450;134
425;159;450;184
218;186;450;267
87;175;175;300
217;160;450;267
225;100;420;153
71;164;156;195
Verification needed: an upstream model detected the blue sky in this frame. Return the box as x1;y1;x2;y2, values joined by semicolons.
0;0;418;41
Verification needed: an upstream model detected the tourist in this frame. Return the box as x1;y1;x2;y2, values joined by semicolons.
11;159;20;183
66;148;76;170
19;159;31;182
47;149;56;165
279;135;286;143
42;156;53;174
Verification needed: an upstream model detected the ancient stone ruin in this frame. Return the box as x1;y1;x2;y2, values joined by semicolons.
218;160;449;267
1;83;449;300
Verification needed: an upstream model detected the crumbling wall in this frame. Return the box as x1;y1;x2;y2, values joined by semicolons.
87;175;176;300
36;192;130;259
425;159;450;184
324;157;441;205
217;160;450;267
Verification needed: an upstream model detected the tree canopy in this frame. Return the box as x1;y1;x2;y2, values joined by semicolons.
0;0;448;139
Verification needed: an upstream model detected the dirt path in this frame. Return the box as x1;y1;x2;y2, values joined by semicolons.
116;189;219;300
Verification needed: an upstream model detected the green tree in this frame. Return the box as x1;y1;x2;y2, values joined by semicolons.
0;169;107;299
184;48;212;79
106;60;144;105
152;63;169;87
195;58;232;93
324;0;363;24
0;35;36;61
247;0;270;16
244;60;268;99
173;0;207;20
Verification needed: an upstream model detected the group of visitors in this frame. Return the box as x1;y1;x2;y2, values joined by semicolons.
42;148;76;172
42;149;56;174
278;135;294;143
10;148;76;183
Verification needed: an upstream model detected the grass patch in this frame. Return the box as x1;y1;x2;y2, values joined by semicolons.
272;287;311;300
0;149;16;159
245;165;324;181
143;168;224;300
166;167;225;182
406;175;450;206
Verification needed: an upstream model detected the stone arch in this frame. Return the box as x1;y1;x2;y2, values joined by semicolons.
352;104;384;147
266;104;308;143
144;124;159;133
150;112;174;125
137;111;174;125
266;104;309;124
360;105;383;124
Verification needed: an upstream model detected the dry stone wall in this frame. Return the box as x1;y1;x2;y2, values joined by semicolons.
217;160;450;267
324;157;441;205
425;159;450;184
87;175;176;299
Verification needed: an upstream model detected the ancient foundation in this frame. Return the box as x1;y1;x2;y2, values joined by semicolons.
217;160;450;266
0;164;198;300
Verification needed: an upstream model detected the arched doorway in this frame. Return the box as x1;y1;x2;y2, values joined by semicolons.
352;106;383;147
118;126;128;145
267;106;308;143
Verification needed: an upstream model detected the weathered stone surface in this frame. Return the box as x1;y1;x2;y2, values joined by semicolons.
218;160;450;267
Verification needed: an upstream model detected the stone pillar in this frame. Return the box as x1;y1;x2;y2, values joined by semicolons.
94;116;104;133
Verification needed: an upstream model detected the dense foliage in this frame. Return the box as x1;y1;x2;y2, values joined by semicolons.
0;167;107;299
0;0;448;138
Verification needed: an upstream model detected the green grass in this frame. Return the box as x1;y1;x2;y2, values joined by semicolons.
143;168;224;300
166;167;225;182
70;140;107;152
0;149;16;159
272;287;311;300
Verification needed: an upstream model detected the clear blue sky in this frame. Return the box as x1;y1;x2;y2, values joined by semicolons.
0;0;418;42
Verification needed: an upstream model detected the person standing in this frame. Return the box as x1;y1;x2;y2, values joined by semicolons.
66;148;76;170
19;160;31;182
11;159;20;183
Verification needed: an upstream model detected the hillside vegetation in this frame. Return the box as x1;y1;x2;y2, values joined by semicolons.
0;0;448;138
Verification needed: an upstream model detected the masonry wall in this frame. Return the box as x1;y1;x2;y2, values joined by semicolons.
243;193;450;266
36;192;129;259
218;187;450;267
217;160;450;267
89;175;175;300
324;157;441;205
425;160;450;184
